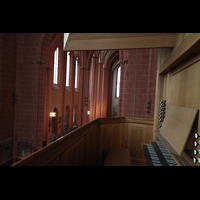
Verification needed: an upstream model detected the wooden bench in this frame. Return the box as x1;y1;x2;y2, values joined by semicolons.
103;148;131;166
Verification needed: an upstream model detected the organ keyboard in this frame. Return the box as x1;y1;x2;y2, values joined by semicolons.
143;105;199;166
143;141;178;166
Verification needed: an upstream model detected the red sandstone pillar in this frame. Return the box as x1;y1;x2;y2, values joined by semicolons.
89;53;99;121
70;52;75;129
101;65;109;117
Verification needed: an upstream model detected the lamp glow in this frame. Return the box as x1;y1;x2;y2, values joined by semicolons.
87;111;90;115
50;112;56;117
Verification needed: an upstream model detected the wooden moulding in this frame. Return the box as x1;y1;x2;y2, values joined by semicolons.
12;119;99;166
159;33;200;75
155;105;198;157
125;117;154;125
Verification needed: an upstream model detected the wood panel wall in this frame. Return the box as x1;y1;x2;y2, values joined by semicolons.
154;33;200;165
12;117;154;166
125;118;154;163
98;122;125;165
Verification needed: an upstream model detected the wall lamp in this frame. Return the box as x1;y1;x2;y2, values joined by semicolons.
49;112;56;132
87;111;90;115
50;112;56;117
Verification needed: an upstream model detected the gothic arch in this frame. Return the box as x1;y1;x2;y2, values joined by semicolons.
40;33;64;140
73;105;78;126
64;105;70;130
51;107;59;135
86;51;94;70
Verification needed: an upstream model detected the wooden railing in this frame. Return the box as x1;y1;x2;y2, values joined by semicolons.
12;117;154;166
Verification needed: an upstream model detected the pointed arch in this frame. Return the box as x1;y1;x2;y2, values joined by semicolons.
73;104;78;127
64;105;70;130
41;33;64;141
51;107;59;135
86;51;94;70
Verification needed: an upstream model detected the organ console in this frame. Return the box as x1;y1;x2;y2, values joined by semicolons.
194;141;198;147
157;100;166;132
195;133;200;139
194;149;198;155
160;108;165;112
143;105;199;166
193;132;200;164
193;158;197;163
193;157;200;164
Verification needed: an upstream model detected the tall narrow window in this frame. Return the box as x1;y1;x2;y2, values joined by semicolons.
116;66;121;98
66;51;70;87
53;47;59;84
75;57;78;89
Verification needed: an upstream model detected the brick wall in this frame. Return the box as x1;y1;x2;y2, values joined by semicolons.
0;33;159;164
14;33;44;153
118;49;158;119
0;33;17;141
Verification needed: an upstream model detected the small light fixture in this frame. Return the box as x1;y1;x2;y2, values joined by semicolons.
50;112;56;117
87;111;90;115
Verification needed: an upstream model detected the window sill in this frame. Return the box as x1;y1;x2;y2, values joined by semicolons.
53;84;61;90
75;88;79;92
66;86;71;92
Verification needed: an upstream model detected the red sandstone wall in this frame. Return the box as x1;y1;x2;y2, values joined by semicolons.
0;33;158;164
118;49;158;119
0;33;17;141
14;33;44;153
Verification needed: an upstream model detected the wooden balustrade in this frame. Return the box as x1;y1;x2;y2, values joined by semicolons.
12;117;154;166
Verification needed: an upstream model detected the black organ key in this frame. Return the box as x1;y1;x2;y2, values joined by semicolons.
143;141;177;166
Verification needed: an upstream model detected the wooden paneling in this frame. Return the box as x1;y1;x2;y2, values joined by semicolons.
125;117;154;125
64;33;176;51
174;33;191;49
99;123;125;164
60;137;85;166
65;33;174;41
159;33;200;75
12;119;99;166
127;124;144;159
145;127;154;144
98;117;126;124
155;34;200;165
171;60;200;109
47;156;60;166
12;117;154;166
126;122;154;161
103;148;131;166
159;105;198;156
84;126;98;166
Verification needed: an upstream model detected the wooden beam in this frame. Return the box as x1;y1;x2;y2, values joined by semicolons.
63;33;176;51
159;33;200;75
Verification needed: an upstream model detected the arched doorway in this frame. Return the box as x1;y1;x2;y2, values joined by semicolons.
51;107;58;135
73;105;78;128
64;106;70;130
